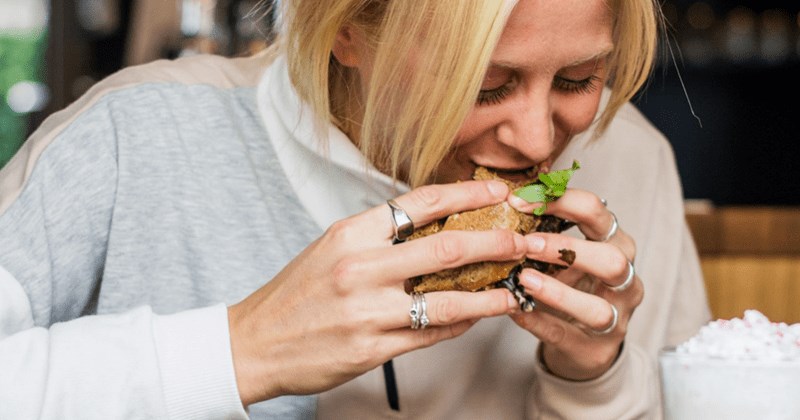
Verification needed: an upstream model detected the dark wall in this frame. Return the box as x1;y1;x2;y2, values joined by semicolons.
634;0;800;205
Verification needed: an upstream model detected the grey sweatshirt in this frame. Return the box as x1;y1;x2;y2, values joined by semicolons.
0;53;319;419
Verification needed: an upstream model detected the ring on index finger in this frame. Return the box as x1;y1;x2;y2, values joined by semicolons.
387;199;414;243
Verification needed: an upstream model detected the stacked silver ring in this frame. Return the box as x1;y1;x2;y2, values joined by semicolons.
409;292;429;330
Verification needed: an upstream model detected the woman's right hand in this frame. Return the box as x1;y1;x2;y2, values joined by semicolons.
227;179;526;406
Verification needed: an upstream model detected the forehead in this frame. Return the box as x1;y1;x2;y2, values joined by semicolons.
494;0;614;70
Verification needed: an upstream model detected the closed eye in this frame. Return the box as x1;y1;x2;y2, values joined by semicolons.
553;75;601;95
476;84;513;106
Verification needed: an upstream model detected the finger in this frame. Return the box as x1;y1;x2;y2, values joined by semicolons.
509;309;622;378
510;188;634;255
517;269;617;332
362;288;516;330
538;188;610;240
354;180;510;242
338;229;526;288
525;233;633;290
377;319;478;360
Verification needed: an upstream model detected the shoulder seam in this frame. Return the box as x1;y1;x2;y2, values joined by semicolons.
0;51;276;214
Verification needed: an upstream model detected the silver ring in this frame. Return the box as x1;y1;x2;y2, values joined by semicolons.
387;199;414;243
590;303;618;336
592;211;618;242
600;198;608;207
410;292;428;330
603;260;635;292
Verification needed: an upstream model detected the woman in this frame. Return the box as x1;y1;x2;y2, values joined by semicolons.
0;0;710;418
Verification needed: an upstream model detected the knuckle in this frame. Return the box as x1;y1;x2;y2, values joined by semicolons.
326;218;358;243
592;305;613;330
494;230;521;256
410;185;444;211
594;197;607;217
347;336;380;369
434;295;461;324
330;257;361;295
608;251;629;278
432;233;464;266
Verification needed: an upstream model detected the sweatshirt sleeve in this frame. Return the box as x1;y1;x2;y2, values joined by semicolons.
527;343;660;419
0;265;247;419
0;96;248;419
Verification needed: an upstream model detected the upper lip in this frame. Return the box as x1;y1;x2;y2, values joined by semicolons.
475;163;539;182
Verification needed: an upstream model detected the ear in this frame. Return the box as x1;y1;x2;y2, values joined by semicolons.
331;25;363;67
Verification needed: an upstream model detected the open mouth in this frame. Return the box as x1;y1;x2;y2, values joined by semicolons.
478;165;539;183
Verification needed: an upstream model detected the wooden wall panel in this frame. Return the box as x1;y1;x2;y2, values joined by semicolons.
701;257;800;324
687;206;800;324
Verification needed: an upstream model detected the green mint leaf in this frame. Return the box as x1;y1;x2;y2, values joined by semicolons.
514;183;548;203
539;160;580;188
513;160;581;215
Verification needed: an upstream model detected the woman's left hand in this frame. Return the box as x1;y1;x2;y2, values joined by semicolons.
507;189;643;380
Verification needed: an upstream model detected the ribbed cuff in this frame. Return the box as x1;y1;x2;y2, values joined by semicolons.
153;304;248;420
534;342;629;404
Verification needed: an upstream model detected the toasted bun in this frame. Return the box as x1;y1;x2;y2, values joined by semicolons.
407;167;572;293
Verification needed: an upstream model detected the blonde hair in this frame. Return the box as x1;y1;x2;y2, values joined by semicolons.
274;0;660;187
600;0;659;135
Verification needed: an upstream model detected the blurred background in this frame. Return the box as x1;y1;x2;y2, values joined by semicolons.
0;0;798;322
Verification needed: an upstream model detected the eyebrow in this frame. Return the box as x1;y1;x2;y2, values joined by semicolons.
489;46;615;71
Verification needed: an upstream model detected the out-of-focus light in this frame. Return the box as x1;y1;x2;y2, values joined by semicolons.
723;7;758;63
0;0;48;33
76;0;120;35
6;81;49;114
687;2;715;30
181;0;216;37
681;37;714;67
759;9;791;64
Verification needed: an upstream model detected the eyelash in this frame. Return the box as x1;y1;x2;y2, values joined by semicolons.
476;75;601;106
476;84;512;106
553;75;601;95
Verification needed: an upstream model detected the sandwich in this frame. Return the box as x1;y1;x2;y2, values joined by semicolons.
406;161;580;312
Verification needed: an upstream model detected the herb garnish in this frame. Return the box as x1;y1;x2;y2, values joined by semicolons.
513;160;580;216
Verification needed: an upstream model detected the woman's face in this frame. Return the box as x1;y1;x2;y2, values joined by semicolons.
436;0;614;184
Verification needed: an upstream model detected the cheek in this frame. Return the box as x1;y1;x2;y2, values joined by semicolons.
452;107;498;146
555;91;603;134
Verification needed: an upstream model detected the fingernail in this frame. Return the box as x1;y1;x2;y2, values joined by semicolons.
519;271;543;291
509;193;543;213
487;181;509;198
526;234;545;252
508;193;529;208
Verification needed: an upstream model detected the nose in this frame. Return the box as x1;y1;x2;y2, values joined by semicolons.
495;89;556;163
